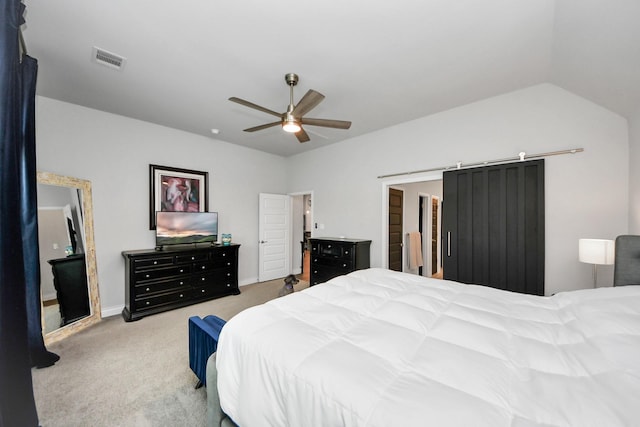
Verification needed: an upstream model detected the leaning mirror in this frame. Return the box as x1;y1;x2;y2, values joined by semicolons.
37;171;101;345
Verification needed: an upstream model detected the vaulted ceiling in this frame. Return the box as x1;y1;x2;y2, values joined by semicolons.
22;0;640;157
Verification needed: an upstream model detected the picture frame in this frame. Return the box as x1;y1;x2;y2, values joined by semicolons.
149;164;209;229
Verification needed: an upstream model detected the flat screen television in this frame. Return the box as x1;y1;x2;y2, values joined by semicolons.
155;211;218;247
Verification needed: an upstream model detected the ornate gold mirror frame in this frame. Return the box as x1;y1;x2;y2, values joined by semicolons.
37;171;101;345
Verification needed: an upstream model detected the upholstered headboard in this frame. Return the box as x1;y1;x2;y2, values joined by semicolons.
613;235;640;286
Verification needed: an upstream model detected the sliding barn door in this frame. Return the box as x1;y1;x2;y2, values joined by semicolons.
442;160;544;295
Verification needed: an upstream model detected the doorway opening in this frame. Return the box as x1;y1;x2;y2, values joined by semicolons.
419;194;442;278
290;191;313;281
381;173;443;277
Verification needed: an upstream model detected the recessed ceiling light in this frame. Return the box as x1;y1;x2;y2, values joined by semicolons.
211;128;220;134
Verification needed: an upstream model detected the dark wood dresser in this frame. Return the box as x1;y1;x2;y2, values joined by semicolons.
122;244;240;321
309;238;371;286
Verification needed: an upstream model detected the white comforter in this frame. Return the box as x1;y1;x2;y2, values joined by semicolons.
216;268;640;427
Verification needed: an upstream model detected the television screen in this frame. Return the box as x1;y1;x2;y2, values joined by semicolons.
156;211;218;247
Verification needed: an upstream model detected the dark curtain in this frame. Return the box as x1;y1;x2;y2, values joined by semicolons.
1;1;58;426
21;55;59;369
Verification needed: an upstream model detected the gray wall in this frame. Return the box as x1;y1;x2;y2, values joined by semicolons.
285;84;629;294
35;82;632;314
36;97;287;316
629;108;640;234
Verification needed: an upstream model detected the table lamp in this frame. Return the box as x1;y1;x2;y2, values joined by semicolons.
578;238;615;287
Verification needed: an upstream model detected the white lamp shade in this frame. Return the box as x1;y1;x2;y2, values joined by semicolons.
578;239;615;265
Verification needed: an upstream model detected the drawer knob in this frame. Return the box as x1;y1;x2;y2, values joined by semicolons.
145;301;150;305
145;274;150;278
343;264;347;267
146;287;150;291
226;284;231;287
201;277;206;281
313;270;318;274
222;253;226;257
227;262;231;266
345;251;349;255
153;261;158;265
179;281;184;285
201;289;205;293
179;294;184;298
328;245;331;248
201;266;206;270
179;269;184;273
191;256;195;260
227;273;231;277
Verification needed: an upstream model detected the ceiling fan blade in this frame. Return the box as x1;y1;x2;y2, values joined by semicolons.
292;90;325;117
295;127;310;143
229;97;282;118
301;117;352;129
244;121;282;132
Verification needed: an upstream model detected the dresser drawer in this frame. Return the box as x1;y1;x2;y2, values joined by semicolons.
210;258;235;269
316;242;352;258
134;277;189;296
194;261;214;273
134;265;191;282
310;268;342;286
212;247;235;260
175;252;208;263
194;259;234;272
134;289;190;311
134;256;174;270
312;256;353;270
193;270;236;286
192;283;234;300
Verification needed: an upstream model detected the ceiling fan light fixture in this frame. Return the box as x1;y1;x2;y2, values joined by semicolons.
282;118;301;133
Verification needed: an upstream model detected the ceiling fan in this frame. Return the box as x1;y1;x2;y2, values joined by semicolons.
229;73;351;143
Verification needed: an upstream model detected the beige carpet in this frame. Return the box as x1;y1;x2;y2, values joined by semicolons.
32;278;308;427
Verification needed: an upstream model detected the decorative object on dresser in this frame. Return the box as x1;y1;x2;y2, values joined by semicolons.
309;237;371;286
122;244;240;321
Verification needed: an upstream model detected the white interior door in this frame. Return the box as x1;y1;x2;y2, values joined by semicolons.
258;193;291;282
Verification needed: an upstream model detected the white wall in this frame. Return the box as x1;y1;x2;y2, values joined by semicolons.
35;83;631;311
285;84;629;295
35;97;287;316
629;108;640;234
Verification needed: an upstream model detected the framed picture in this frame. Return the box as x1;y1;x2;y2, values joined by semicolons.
149;164;209;229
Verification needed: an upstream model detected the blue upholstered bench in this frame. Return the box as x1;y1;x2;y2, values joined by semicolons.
188;315;226;388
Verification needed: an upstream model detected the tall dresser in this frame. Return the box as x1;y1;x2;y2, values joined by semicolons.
309;238;371;286
122;244;240;321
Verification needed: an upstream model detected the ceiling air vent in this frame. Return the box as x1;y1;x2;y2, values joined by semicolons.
92;47;126;71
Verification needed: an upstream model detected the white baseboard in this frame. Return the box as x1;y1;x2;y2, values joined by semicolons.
101;305;124;318
239;277;258;286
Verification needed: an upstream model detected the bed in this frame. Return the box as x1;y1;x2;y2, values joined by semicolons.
211;237;640;427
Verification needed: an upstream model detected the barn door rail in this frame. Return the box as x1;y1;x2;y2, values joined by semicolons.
376;148;583;179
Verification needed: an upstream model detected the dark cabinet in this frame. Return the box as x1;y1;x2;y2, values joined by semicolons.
122;244;240;321
310;238;371;286
442;160;544;295
48;254;90;326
